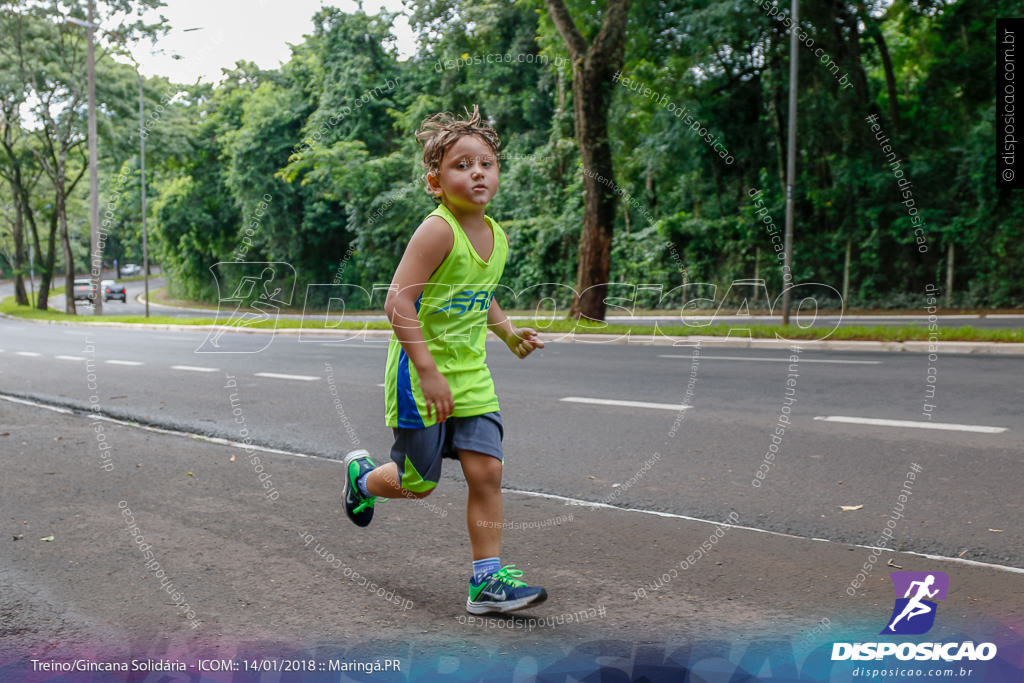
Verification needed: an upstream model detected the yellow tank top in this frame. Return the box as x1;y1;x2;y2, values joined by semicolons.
384;205;509;428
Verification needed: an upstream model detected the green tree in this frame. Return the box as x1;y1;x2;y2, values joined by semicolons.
543;0;630;320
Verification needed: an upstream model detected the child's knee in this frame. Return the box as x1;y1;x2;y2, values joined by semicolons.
404;483;437;499
467;458;503;490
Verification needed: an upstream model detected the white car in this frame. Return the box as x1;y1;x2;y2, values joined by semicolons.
122;263;142;276
73;279;96;302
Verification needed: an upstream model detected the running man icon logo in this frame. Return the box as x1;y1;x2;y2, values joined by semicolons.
196;262;295;354
881;571;949;635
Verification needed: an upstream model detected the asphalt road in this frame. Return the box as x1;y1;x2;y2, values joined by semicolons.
34;274;156;318
2;318;1023;679
3;397;1021;676
2;319;1022;565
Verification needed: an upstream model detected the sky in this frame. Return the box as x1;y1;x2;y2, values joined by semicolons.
126;0;416;85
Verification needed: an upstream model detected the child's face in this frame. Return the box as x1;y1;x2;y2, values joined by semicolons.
428;134;500;212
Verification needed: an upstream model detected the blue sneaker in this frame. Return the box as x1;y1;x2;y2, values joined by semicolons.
343;450;378;527
466;565;547;614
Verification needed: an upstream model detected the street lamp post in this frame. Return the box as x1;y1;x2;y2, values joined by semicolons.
781;0;799;326
86;0;102;316
136;26;202;318
67;15;201;320
67;3;102;315
139;74;149;317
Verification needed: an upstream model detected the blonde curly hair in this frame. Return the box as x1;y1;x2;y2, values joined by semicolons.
417;105;501;200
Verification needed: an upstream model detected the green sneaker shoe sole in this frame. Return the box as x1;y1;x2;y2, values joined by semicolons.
343;450;377;527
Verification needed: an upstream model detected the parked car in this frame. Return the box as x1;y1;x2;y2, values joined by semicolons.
102;279;127;302
121;263;142;276
73;279;96;302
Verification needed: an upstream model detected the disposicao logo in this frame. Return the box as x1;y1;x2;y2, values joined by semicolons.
882;571;948;635
831;571;997;662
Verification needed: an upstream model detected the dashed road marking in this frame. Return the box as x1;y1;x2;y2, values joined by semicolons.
254;372;320;382
814;415;1006;434
171;365;220;373
105;360;144;366
560;397;691;411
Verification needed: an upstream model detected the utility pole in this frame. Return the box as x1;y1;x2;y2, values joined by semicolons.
781;0;798;326
85;0;102;315
139;74;149;317
68;15;194;319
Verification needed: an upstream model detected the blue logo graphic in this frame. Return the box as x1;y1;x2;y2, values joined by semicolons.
881;571;949;635
428;289;494;316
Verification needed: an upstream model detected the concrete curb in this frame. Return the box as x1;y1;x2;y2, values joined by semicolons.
3;311;1024;354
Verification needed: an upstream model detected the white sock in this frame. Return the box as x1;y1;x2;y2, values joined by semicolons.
472;557;500;581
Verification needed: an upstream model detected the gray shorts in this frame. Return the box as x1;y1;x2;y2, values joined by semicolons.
390;412;503;493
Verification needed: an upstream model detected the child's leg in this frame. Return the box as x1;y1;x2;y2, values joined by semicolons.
459;449;503;560
364;462;433;499
373;423;447;499
342;426;444;527
459;437;547;614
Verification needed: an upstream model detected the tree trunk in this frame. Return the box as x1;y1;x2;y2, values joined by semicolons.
645;168;656;211
945;241;954;309
36;207;57;311
859;4;900;132
709;152;725;217
843;236;851;303
21;186;42;307
753;246;760;306
544;0;629;321
57;177;76;315
1;126;30;305
767;40;788;195
8;177;29;305
574;104;617;320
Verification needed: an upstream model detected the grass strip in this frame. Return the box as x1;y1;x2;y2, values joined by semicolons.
3;295;1022;342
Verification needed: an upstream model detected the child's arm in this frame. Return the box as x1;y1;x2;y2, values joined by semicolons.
384;216;455;422
487;299;545;359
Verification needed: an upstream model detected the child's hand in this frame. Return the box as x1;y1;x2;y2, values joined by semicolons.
507;327;545;359
420;368;454;422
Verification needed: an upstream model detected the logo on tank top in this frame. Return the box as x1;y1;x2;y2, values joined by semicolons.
429;289;494;316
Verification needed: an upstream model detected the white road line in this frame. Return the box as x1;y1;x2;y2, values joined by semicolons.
814;415;1007;434
105;360;144;366
660;354;881;365
56;355;86;361
0;393;321;460
4;391;1022;576
15;351;42;357
560;397;691;411
254;372;320;382
501;489;1024;575
171;365;220;373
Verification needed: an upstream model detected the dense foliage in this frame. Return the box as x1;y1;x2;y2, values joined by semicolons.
2;0;1020;313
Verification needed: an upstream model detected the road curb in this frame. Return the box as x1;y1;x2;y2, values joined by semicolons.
531;333;1024;354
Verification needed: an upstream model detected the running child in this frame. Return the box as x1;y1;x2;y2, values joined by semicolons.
342;105;547;614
